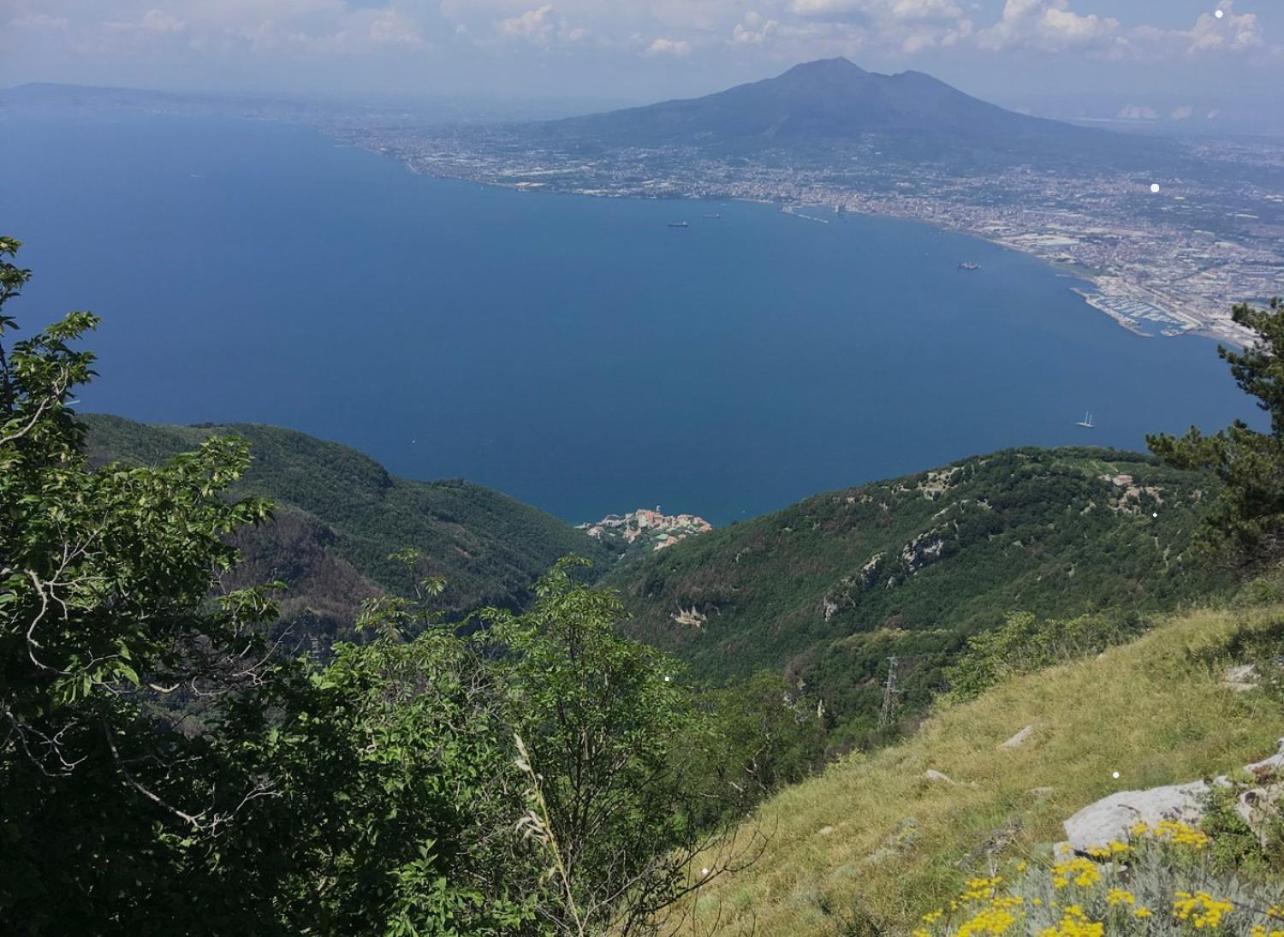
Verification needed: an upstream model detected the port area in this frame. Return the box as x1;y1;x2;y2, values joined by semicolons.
1072;287;1202;339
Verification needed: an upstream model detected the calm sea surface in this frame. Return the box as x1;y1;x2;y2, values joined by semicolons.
0;110;1258;523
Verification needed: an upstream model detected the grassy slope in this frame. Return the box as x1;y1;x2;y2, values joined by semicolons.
607;447;1227;741
686;599;1284;935
83;414;612;638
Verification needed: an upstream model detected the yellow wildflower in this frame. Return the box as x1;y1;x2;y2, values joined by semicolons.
1150;819;1211;850
956;906;1018;937
1172;891;1234;929
1050;858;1100;890
1106;888;1136;907
1038;904;1104;937
962;876;1003;901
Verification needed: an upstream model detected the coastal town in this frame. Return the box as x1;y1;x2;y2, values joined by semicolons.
330;122;1283;346
578;507;712;557
12;81;1279;345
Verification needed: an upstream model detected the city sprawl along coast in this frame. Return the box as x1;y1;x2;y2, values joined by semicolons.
332;122;1282;346
4;72;1281;348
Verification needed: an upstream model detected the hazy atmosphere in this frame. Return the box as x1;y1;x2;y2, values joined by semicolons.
4;0;1282;122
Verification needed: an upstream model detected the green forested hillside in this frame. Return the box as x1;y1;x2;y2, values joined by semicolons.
607;447;1228;744
84;414;613;642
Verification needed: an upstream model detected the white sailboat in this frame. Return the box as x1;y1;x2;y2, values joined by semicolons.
1077;411;1095;429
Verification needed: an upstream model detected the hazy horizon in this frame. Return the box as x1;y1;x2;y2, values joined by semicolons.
4;1;1283;131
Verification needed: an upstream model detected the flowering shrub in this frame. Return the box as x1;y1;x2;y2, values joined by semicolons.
913;822;1284;936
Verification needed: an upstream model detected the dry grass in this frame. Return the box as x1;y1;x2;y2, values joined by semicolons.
687;602;1284;935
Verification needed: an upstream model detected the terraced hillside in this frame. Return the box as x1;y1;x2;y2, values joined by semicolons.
607;447;1228;744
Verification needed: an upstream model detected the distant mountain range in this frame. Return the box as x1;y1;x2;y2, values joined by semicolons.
541;57;1165;167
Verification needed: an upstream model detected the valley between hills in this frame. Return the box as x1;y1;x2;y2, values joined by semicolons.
69;406;1284;935
85;413;1227;751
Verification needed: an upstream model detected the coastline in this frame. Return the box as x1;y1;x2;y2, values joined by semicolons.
380;146;1254;348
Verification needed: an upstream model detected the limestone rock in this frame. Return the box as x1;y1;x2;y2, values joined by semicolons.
1063;781;1209;852
1236;784;1284;844
1246;738;1284;779
924;769;956;785
999;725;1035;750
1225;664;1261;693
1062;740;1284;853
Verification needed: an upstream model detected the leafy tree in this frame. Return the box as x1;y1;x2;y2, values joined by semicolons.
2;236;756;935
694;671;826;817
1148;298;1284;566
0;235;280;931
214;624;542;935
486;559;759;936
942;610;1141;702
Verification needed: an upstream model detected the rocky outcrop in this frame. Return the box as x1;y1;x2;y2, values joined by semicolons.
901;530;949;575
671;606;708;629
821;552;885;621
1064;781;1209;853
1224;664;1260;692
1063;739;1284;853
999;725;1036;750
1099;473;1165;515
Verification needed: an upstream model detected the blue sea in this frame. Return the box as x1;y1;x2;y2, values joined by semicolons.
0;110;1258;523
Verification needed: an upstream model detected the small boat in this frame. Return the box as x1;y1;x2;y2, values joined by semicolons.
668;221;690;228
1077;411;1095;429
958;262;981;271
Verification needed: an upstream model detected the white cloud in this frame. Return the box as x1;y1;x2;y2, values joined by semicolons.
1116;105;1158;120
1185;3;1262;53
782;0;970;54
4;0;1276;80
499;4;556;42
789;0;963;23
104;8;186;36
11;12;70;30
978;0;1119;52
977;0;1270;60
646;36;692;56
486;4;593;47
731;12;780;45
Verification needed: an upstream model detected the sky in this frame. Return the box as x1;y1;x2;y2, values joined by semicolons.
2;1;1282;117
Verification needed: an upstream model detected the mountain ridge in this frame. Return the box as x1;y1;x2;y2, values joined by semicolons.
540;56;1142;164
605;445;1227;745
82;414;614;645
